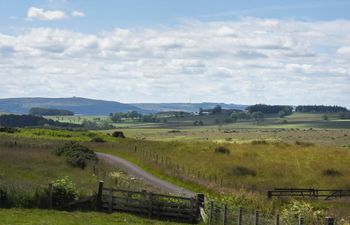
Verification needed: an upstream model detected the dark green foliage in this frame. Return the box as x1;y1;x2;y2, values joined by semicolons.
212;105;222;114
296;105;347;113
0;127;19;133
0;114;80;128
214;146;230;154
322;115;328;120
251;140;268;145
251;111;264;124
295;141;314;147
323;169;342;177
232;166;256;177
246;104;293;114
90;137;105;143
29;107;74;116
278;107;293;118
112;131;125;138
54;142;97;169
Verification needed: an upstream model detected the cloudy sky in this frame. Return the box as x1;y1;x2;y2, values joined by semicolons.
0;0;349;106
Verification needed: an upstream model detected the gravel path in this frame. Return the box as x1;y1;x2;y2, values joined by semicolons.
97;152;195;197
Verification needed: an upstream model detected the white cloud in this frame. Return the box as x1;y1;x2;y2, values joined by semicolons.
0;18;350;106
27;7;66;21
71;11;85;17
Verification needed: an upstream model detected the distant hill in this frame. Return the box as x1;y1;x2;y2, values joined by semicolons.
132;102;247;113
0;97;147;115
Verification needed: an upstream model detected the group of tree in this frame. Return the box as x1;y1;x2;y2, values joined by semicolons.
199;105;241;115
0;114;80;128
109;111;142;122
246;104;293;114
295;105;348;113
29;107;74;116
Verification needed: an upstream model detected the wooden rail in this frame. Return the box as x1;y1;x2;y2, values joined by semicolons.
267;188;350;200
96;181;203;223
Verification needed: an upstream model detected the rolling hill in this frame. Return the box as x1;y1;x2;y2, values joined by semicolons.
0;97;146;115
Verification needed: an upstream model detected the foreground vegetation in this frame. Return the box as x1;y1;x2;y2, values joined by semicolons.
0;209;185;225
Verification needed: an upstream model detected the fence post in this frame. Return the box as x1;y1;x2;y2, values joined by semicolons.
299;217;304;225
48;183;53;210
268;191;272;199
208;201;214;225
238;207;243;225
223;205;228;225
254;210;259;225
275;214;280;225
108;188;113;214
325;217;336;225
148;192;153;219
96;181;104;211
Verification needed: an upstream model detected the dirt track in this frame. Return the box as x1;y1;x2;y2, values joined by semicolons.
97;152;195;197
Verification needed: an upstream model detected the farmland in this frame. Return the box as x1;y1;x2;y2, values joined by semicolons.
1;110;350;222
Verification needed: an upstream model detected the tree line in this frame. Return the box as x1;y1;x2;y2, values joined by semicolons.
0;114;80;128
29;107;74;116
295;105;347;113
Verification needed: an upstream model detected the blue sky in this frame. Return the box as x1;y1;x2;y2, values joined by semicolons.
0;0;349;106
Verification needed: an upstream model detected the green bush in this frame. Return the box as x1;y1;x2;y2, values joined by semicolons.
323;169;342;177
214;146;230;154
54;142;97;169
281;200;324;225
112;131;125;138
232;166;256;176
90;137;105;143
51;177;78;208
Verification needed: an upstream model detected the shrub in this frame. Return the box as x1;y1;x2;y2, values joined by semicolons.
90;137;105;143
112;131;125;138
0;127;19;133
323;169;342;177
281;200;324;225
214;146;230;154
295;141;314;147
54;142;97;169
51;177;78;208
251;140;268;145
232;166;256;176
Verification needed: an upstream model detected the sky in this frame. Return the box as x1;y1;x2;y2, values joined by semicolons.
0;0;349;106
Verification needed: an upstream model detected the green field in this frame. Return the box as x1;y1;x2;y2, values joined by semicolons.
0;209;185;225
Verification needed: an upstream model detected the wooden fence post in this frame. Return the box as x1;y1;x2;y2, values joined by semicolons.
223;205;228;225
96;181;104;211
254;210;259;225
275;214;280;225
299;217;304;225
148;192;153;218
108;188;113;213
208;201;213;225
48;183;53;210
325;217;336;225
238;207;243;225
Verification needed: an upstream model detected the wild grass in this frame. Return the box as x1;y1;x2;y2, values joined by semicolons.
0;208;187;225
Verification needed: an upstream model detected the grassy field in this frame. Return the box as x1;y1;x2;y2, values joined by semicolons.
0;137;157;195
0;209;186;225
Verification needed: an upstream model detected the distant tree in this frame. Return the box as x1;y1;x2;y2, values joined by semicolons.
198;120;204;126
278;107;293;118
246;104;293;114
295;105;347;113
322;115;329;120
252;111;264;124
214;118;221;124
29;107;74;116
212;105;222;114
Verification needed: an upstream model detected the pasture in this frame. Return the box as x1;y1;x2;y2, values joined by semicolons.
0;209;185;225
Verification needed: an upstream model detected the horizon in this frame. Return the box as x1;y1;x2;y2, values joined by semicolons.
0;1;349;107
0;96;349;109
